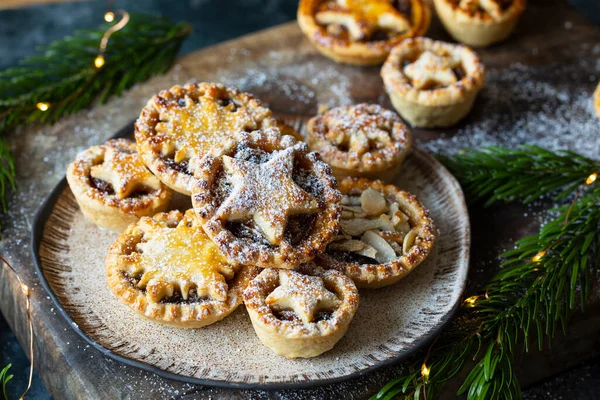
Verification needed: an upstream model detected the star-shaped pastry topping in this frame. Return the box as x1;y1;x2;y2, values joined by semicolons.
327;115;392;157
90;146;161;199
266;270;341;324
216;147;320;246
403;51;459;90
316;0;411;41
458;0;504;19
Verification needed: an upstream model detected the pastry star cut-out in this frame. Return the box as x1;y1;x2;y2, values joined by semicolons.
316;0;411;41
403;51;459;90
266;270;341;324
458;0;504;19
328;119;392;156
216;148;320;246
90;147;161;199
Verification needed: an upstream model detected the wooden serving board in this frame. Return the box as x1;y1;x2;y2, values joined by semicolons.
2;0;600;398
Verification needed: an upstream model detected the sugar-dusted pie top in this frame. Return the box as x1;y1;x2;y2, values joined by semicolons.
135;82;277;194
381;37;485;105
317;177;436;286
192;128;341;269
442;0;522;21
243;266;359;335
67;139;170;213
298;0;430;49
307;103;412;173
111;210;239;304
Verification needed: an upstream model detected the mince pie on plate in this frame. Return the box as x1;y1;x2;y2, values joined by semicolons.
135;82;277;195
307;103;412;181
66;139;172;232
243;264;359;358
297;0;431;65
317;177;436;288
192;128;341;269
434;0;525;47
381;37;485;127
106;209;257;327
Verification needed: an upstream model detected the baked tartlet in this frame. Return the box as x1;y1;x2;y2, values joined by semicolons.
243;265;359;358
316;177;436;288
297;0;431;65
191;128;341;269
135;82;277;195
307;103;412;181
381;37;485;127
106;210;257;328
594;82;600;120
66;139;172;232
434;0;525;47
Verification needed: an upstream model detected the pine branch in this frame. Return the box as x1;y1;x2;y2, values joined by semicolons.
439;146;600;206
0;364;12;400
0;13;190;230
374;153;600;400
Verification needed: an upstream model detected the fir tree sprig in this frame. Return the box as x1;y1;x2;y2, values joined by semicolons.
439;146;600;206
0;364;12;400
374;151;600;400
0;13;190;227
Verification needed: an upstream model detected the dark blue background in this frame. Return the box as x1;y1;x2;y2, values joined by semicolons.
1;0;599;398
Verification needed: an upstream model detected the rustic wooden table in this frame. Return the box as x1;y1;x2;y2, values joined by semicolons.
1;0;600;398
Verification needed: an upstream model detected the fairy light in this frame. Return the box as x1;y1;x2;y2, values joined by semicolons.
421;363;430;380
104;11;115;22
464;295;479;307
35;102;50;112
94;55;105;69
95;9;130;68
1;257;34;400
532;250;546;263
586;172;598;185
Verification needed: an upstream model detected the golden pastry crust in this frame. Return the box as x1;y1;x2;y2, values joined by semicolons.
106;210;258;328
297;0;431;65
66;139;172;232
243;265;359;358
191;128;341;269
307;103;412;181
594;82;600;120
434;0;525;47
381;37;485;127
316;177;436;288
135;82;277;195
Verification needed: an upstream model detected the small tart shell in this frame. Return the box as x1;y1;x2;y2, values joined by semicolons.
594;82;600;120
381;37;485;128
135;82;277;195
317;177;436;289
106;210;258;328
434;0;525;48
297;0;431;66
66;139;172;232
243;266;359;358
307;103;412;181
192;128;341;269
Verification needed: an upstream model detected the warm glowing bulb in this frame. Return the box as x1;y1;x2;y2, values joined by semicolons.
464;295;479;307
104;12;115;22
94;55;105;69
586;172;598;185
532;250;546;263
421;363;430;379
36;102;50;112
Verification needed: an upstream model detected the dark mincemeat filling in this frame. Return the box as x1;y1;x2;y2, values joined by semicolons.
90;177;115;195
272;309;333;323
163;156;192;176
328;249;378;265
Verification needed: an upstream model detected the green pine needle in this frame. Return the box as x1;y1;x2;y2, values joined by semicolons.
439;146;600;206
0;13;191;230
0;364;13;400
374;149;600;400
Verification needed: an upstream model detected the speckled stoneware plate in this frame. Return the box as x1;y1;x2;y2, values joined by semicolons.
32;120;470;389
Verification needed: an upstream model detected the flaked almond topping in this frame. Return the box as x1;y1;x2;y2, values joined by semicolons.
360;188;387;215
362;230;396;264
329;239;365;252
403;229;418;254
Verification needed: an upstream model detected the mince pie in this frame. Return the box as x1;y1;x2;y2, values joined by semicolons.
243;265;359;358
135;82;277;195
106;210;258;327
381;37;485;127
66;139;172;232
297;0;431;65
434;0;525;47
316;177;436;288
191;128;341;269
307;103;412;181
